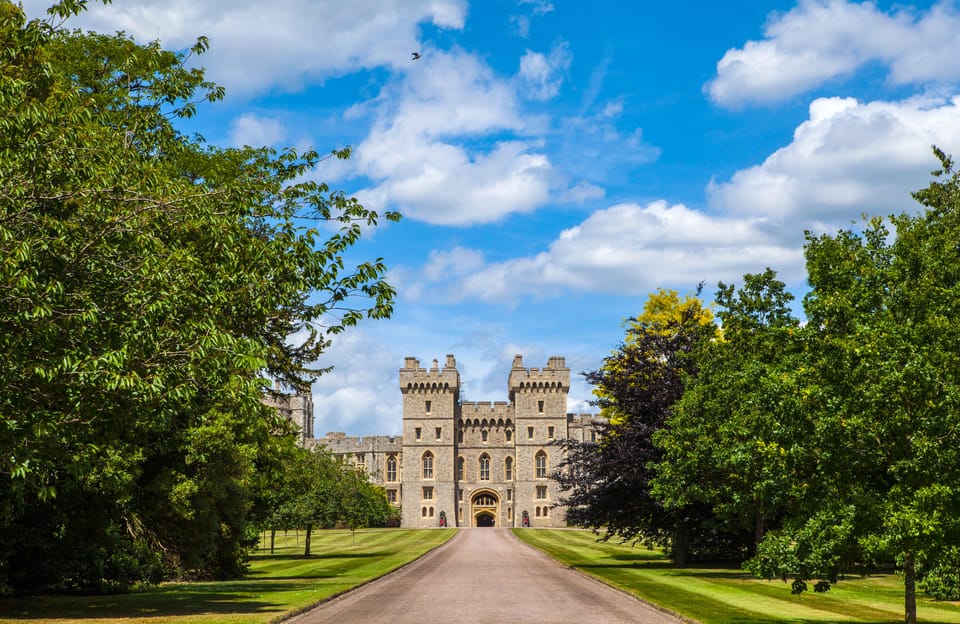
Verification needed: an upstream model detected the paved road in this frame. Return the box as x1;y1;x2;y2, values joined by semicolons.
285;528;681;624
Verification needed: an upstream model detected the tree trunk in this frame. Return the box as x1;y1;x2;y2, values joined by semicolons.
754;498;765;549
904;551;917;624
672;525;690;567
304;524;312;557
270;528;276;554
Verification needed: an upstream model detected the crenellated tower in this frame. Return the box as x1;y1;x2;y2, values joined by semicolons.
509;355;569;527
399;355;460;528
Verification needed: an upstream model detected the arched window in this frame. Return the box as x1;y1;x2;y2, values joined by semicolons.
504;456;513;481
535;506;541;517
482;429;488;442
422;451;434;479
386;455;397;482
457;456;465;481
479;453;490;481
535;450;547;478
505;429;512;442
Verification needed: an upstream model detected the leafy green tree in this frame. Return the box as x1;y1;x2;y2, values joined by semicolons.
748;149;960;624
655;269;805;551
0;1;397;592
555;289;745;563
269;447;392;555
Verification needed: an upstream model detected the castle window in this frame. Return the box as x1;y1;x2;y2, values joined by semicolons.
506;488;512;501
387;489;398;504
415;427;421;441
527;426;534;440
435;427;442;441
429;506;434;518
479;453;490;481
481;429;488;442
536;506;541;517
543;506;549;518
505;429;512;442
458;429;464;443
591;430;596;443
422;507;428;517
538;400;544;414
422;451;434;479
536;485;547;499
505;456;513;481
422;486;434;500
508;507;513;520
425;400;431;414
548;426;555;439
457;456;464;480
386;455;397;482
458;488;463;501
535;450;547;478
355;454;366;472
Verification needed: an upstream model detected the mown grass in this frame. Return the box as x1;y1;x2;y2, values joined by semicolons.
0;528;455;624
513;528;960;624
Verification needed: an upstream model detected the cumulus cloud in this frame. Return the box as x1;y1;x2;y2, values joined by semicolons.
708;95;960;230
337;49;556;225
707;0;960;107
23;0;467;96
518;42;572;100
404;201;802;304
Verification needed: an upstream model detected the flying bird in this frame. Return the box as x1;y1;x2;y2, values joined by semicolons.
411;52;421;60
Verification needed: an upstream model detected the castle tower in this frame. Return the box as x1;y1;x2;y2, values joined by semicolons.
399;355;459;528
509;355;569;527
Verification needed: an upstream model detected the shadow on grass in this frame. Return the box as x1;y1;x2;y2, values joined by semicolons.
249;551;386;562
0;581;303;620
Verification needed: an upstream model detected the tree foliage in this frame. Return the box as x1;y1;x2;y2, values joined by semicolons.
555;289;747;562
655;269;806;552
746;149;960;623
0;1;398;593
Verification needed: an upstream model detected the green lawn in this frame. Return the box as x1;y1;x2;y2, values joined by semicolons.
0;528;455;624
513;528;960;624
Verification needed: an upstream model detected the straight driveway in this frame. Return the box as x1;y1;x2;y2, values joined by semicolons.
285;528;680;624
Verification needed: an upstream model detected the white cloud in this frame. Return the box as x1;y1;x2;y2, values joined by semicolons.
519;0;555;16
336;49;556;225
707;0;960;107
518;42;572;100
708;95;960;230
405;201;802;304
23;0;467;96
228;113;287;148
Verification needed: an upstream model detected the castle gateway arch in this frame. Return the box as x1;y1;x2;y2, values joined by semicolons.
471;490;499;527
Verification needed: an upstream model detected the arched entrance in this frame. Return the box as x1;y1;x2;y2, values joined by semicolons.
471;490;499;527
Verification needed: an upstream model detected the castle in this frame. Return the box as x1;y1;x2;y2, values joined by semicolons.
272;354;604;528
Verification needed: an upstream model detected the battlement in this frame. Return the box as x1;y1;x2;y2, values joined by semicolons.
400;354;460;395
460;401;512;419
508;354;570;396
315;433;402;453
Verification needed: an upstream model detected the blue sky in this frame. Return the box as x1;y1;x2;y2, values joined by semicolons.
26;0;960;435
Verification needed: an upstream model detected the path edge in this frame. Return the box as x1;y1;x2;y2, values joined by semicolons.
274;529;461;624
505;529;698;624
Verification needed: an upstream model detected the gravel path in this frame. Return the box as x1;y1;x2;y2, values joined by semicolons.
285;528;681;624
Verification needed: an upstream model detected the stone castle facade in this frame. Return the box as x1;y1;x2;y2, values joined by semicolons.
277;354;603;528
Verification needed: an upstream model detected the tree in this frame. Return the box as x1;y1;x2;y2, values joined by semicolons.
0;1;398;592
268;447;392;555
555;289;741;563
748;149;960;624
654;269;805;552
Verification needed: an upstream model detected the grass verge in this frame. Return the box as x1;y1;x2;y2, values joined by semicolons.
0;528;455;624
512;528;960;624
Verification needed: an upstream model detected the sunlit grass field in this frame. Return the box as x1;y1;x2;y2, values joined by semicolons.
0;528;455;624
513;528;960;624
